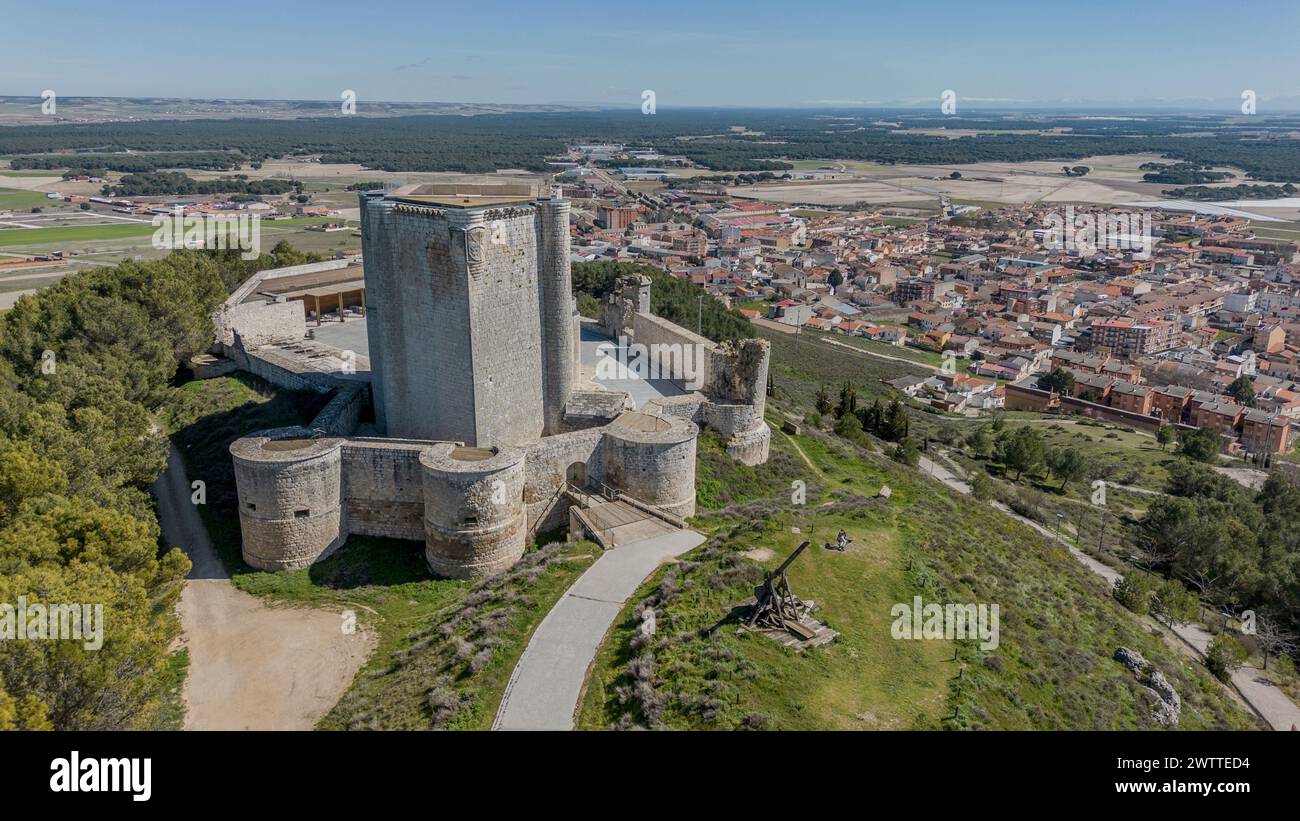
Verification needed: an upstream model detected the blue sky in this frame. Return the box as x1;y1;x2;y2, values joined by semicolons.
4;0;1299;108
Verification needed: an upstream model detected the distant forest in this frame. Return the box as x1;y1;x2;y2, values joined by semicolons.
1162;182;1299;201
4;110;1300;180
10;150;245;173
106;171;296;197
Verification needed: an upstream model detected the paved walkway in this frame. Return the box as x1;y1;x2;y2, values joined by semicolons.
494;529;706;730
919;449;1300;731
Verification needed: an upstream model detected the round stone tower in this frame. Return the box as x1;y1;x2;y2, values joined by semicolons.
536;194;575;435
601;411;698;518
230;429;345;571
419;443;527;578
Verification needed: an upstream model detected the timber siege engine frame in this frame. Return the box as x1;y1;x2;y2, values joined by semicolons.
746;540;816;639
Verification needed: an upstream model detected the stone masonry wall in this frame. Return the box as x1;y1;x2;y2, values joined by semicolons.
465;207;546;447
365;201;476;442
340;440;429;541
522;427;606;533
219;299;306;349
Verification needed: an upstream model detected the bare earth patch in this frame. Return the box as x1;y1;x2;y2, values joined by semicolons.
154;446;374;730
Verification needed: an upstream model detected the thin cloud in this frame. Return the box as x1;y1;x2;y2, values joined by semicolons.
394;57;432;72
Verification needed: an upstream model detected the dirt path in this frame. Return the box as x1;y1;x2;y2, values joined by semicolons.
153;445;374;730
778;426;826;481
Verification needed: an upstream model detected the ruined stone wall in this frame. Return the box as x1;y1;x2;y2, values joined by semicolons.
620;307;768;411
628;311;718;391
312;384;367;436
225;345;329;394
644;393;705;422
627;310;770;465
218;299;306;350
707;338;769;415
723;422;772;465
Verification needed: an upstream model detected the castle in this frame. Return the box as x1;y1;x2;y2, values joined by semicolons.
224;182;770;578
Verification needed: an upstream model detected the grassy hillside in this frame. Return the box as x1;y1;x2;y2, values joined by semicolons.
579;424;1259;730
579;322;1256;730
760;324;929;416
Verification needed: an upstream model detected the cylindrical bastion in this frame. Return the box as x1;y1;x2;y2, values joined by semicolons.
230;428;346;571
601;411;697;518
419;444;527;579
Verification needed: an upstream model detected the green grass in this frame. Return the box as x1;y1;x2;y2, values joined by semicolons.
759;324;928;416
579;367;1260;729
693;428;811;510
0;217;335;248
0;187;59;210
811;327;970;371
149;649;190;730
578;503;955;730
162;372;595;729
1021;420;1173;493
318;535;596;730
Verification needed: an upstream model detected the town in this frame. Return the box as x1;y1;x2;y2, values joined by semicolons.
549;144;1300;461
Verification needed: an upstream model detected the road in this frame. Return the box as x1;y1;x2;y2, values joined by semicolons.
494;528;706;730
152;445;373;730
917;450;1300;730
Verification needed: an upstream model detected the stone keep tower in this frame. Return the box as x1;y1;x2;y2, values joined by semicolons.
359;183;575;448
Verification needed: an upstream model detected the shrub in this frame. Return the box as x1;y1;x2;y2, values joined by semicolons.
891;437;920;467
1206;635;1248;683
1113;574;1157;616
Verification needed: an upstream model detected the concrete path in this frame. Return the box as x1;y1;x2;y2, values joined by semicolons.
916;453;971;494
494;529;706;731
920;448;1300;730
153;445;374;729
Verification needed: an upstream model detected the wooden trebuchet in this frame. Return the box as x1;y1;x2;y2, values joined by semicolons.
746;540;816;638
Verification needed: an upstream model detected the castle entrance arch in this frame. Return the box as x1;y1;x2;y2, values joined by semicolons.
565;461;587;489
